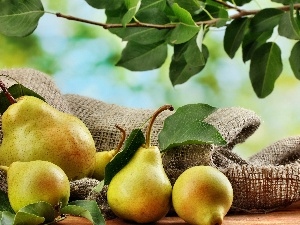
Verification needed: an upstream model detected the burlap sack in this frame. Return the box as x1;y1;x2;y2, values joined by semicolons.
1;68;300;218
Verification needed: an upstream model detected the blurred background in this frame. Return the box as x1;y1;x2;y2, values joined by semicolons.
1;1;300;159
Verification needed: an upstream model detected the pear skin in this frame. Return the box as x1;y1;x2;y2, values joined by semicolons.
5;160;70;213
0;96;96;180
107;145;172;223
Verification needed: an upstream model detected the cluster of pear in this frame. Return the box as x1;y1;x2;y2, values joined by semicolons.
0;79;234;224
0;80;97;213
105;105;234;225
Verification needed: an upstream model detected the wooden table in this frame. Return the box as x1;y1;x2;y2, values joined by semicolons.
55;201;300;224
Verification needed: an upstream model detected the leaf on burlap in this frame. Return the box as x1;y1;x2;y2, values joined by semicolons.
0;0;44;37
158;103;226;151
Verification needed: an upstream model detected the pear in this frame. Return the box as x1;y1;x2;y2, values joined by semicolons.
107;105;174;223
1;160;70;213
92;125;126;181
0;89;96;180
172;166;233;225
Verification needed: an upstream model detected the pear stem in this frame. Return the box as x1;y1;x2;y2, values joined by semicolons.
0;165;9;172
0;80;17;104
115;124;126;153
145;104;174;149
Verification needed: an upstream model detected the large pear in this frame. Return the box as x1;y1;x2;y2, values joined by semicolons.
0;96;96;180
107;145;172;223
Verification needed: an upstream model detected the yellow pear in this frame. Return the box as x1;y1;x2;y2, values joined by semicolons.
172;166;233;225
92;125;126;181
107;105;174;223
0;95;96;180
1;160;70;213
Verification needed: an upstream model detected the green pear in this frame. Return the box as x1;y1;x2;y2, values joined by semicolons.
0;95;96;180
1;160;70;213
172;166;233;225
92;125;126;181
107;105;173;223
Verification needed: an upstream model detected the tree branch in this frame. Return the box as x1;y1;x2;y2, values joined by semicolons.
55;3;300;29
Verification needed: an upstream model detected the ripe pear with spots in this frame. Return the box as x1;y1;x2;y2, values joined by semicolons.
107;105;174;223
0;160;70;213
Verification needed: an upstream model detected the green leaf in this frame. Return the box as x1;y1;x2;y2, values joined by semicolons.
241;7;283;60
171;3;196;25
139;0;166;12
167;3;199;44
122;0;141;26
242;30;273;62
158;103;226;151
249;8;284;33
168;23;200;44
104;129;145;185
289;41;300;79
13;212;45;225
0;191;13;213
1;211;15;225
249;42;283;98
170;38;209;85
0;0;44;37
121;8;170;45
17;202;55;223
0;84;45;114
172;0;201;14
278;4;300;40
116;41;168;71
224;18;249;58
61;200;105;225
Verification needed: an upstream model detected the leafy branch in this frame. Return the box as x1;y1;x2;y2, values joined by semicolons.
1;0;300;98
55;4;300;29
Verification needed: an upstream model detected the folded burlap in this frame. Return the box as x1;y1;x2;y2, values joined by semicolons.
1;68;300;218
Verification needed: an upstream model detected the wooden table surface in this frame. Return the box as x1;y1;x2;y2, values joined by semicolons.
55;200;300;224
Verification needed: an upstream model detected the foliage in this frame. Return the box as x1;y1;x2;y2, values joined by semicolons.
0;190;104;225
1;0;300;97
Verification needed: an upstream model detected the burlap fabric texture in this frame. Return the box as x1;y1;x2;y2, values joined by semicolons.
1;68;300;219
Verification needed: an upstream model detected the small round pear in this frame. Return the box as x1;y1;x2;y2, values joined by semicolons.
3;160;70;213
92;125;126;181
92;149;117;181
172;166;233;225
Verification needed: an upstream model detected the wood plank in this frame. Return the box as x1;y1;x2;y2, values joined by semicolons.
54;201;300;224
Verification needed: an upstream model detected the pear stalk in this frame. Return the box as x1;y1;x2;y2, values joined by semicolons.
115;124;126;153
145;104;174;149
0;80;17;104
